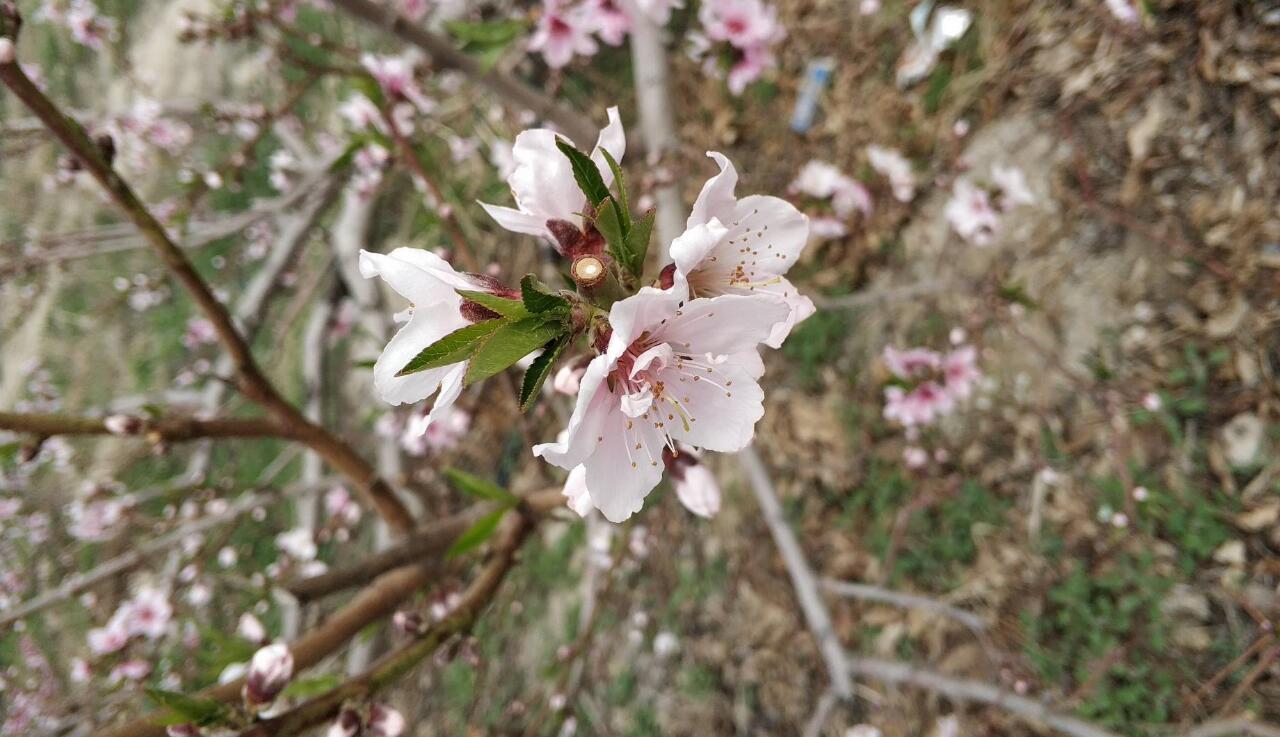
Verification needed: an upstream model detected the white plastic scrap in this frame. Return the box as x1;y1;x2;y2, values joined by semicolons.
895;1;974;88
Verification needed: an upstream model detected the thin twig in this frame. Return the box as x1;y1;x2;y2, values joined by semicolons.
739;446;853;699
0;412;306;443
820;578;989;633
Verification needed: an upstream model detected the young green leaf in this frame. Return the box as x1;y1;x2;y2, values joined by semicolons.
280;674;343;699
520;274;570;314
145;688;236;728
555;138;610;206
625;209;656;276
456;290;529;319
463;316;567;386
443;468;519;505
396;319;504;377
444;19;524;46
520;336;568;412
447;508;508;558
593;196;628;263
599;148;629;218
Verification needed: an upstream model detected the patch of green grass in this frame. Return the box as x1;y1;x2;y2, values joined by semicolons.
894;480;1008;589
781;309;851;389
1023;553;1179;728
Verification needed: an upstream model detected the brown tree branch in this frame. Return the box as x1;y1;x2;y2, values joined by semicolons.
285;488;563;602
326;0;597;146
0;14;414;534
237;511;534;737
0;411;306;443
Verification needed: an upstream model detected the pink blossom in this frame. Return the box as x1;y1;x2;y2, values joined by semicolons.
66;497;127;541
992;164;1035;208
560;465;594;517
399;0;430;21
1104;0;1140;24
866;146;916;202
670;152;815;348
553;364;587;395
808;216;849;242
585;0;632;45
945;177;1000;245
528;1;599;69
275;527;317;561
859;0;880;14
70;657;92;683
324;486;362;526
326;710;362;737
109;659;151;682
87;623;128;654
0;38;13;64
338;94;383;132
884;382;953;427
182;317;218;349
102;413;141;435
369;704;406;737
883;346;941;379
245;643;294;705
533;285;787;522
125;587;173;639
361;53;435;114
400;403;471;456
480;107;625;242
672;461;721;518
238;613;267;643
726;43;776;95
1141;393;1162;412
940;345;980;400
699;0;784;49
903;446;929;468
0;497;20;519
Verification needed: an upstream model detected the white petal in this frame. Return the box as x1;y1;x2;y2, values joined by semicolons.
730;194;809;267
508;128;584;227
359;249;462;307
583;410;665;522
675;464;721;518
589;106;626;185
688;151;739;228
532;355;614;470
478;201;549;238
658;360;764;453
372;311;466;406
754;276;816;348
658;294;789;357
605;286;687;360
561;465;594;517
669;218;729;278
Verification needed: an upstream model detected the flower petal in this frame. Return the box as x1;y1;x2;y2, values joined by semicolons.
360;248;463;307
730;194;809;267
688;151;739;228
583;409;665;522
658;293;789;357
605;286;687;360
533;355;614;470
372;311;466;406
658;359;764;452
589;106;626;185
478;202;548;238
669;218;729;278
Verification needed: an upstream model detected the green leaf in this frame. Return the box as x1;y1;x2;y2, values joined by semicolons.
520;336;568;412
594;196;630;270
447;508;508;558
599;148;629;219
280;674;343;699
443;468;519;505
464;316;567;386
625;209;656;276
145;689;235;728
555;138;610;206
396;319;504;377
455;290;529;320
520;274;570;314
444;19;525;46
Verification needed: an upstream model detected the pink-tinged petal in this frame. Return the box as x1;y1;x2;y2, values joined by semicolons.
674;464;721;518
478;202;548;238
656;359;764;452
590;106;626;185
730;194;809;266
372;310;467;406
669;218;729;278
508;128;587;228
732;349;766;379
751;276;815;348
425;363;467;421
533;355;614;470
562;465;593;517
605;286;687;360
688;152;739;228
583;409;665;522
658;293;789;357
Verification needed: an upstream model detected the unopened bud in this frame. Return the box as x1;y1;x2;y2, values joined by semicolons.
104;414;143;435
392;609;425;635
657;263;677;290
165;725;199;737
325;709;361;737
244;643;293;705
0;38;15;64
369;704;406;737
571;255;605;288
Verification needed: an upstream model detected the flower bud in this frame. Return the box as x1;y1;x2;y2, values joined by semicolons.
0;38;15;64
165;725;199;737
657;263;677;290
325;709;361;737
392;609;425;636
370;704;406;737
244;643;293;705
